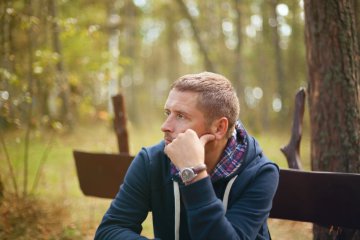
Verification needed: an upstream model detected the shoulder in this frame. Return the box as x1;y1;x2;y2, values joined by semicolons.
136;141;168;170
127;141;166;175
132;141;172;186
242;136;278;170
238;154;279;181
122;141;171;192
234;135;279;189
246;152;279;184
141;141;166;159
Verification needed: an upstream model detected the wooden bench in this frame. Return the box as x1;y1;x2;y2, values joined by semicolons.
73;92;360;229
73;151;360;229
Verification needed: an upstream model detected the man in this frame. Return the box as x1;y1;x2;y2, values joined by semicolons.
95;72;279;240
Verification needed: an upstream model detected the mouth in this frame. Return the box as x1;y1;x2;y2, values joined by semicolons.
164;136;173;145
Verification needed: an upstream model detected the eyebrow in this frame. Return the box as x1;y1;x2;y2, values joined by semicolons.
164;108;190;118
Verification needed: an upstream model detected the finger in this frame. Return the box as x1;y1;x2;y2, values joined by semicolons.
164;144;170;155
199;134;215;146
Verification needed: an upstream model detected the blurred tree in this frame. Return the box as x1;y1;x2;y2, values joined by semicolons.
0;176;3;202
119;0;141;124
269;0;285;112
253;0;278;131
0;0;15;121
0;176;3;206
49;0;72;128
232;0;248;117
355;0;360;52
175;0;215;72
285;0;306;111
23;0;35;197
163;3;181;84
304;0;360;239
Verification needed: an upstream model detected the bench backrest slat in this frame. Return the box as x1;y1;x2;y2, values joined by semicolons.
270;169;360;228
73;151;133;199
74;151;360;229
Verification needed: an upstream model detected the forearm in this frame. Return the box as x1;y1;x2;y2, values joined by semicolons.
95;223;149;240
94;194;150;240
95;150;151;239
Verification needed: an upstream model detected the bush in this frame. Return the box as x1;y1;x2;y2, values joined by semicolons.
0;195;84;240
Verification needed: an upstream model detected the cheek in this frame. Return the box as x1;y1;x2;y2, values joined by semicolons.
192;123;210;136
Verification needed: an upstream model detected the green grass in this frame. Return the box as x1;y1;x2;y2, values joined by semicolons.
0;119;312;239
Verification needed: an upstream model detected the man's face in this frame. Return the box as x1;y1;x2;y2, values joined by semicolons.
161;89;210;145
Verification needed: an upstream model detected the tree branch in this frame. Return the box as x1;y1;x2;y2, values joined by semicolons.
281;88;306;169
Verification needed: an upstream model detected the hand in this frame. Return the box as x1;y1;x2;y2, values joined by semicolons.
164;129;215;170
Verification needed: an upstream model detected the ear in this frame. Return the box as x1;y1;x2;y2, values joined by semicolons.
211;117;228;140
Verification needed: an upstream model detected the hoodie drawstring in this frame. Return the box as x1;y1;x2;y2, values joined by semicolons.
174;181;180;240
222;175;238;211
173;175;238;240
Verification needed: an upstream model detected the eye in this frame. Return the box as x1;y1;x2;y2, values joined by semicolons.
164;110;170;117
176;113;185;120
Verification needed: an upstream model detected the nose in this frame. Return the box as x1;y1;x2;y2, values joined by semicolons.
161;115;173;133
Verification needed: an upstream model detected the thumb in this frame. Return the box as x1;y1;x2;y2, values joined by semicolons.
199;134;215;146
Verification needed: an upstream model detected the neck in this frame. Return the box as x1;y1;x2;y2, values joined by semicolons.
204;138;229;173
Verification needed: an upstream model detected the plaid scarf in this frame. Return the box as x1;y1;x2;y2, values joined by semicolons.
170;121;248;182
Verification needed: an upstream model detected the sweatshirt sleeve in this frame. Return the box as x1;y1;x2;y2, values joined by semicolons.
94;149;155;240
180;163;279;240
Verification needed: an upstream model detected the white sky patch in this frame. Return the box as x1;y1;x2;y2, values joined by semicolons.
280;23;292;36
177;40;196;65
222;19;234;34
272;97;282;112
251;14;263;30
277;3;289;17
245;86;263;108
187;0;199;17
253;87;263;100
133;0;146;8
142;19;164;45
0;91;9;100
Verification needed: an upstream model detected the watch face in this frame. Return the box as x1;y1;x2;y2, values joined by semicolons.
181;168;195;183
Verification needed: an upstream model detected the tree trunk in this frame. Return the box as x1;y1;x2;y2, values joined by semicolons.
49;0;73;128
165;3;180;85
23;0;35;198
119;0;139;124
0;176;3;203
269;0;286;112
355;0;360;52
304;0;360;239
106;3;120;117
0;172;4;199
232;0;243;94
175;0;215;72
232;0;249;118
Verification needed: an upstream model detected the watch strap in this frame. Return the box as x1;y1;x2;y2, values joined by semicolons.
192;163;207;173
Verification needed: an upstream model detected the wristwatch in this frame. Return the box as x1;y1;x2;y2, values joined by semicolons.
179;163;207;184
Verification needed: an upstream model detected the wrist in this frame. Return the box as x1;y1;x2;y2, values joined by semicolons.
186;170;207;185
179;163;207;185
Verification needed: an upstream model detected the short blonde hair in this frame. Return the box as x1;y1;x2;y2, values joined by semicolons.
171;72;240;138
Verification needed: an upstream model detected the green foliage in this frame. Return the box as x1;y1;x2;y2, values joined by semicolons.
0;0;309;132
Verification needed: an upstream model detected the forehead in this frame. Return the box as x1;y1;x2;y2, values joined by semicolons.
164;90;200;111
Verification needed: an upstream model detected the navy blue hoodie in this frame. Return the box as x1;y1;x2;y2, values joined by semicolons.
95;135;279;240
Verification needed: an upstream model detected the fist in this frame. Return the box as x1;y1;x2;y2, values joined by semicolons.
164;129;215;170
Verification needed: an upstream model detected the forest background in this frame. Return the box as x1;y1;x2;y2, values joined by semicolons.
0;0;359;239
